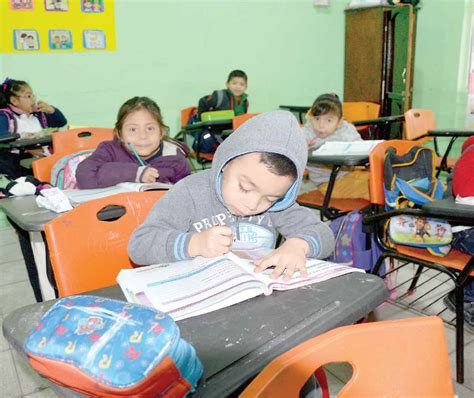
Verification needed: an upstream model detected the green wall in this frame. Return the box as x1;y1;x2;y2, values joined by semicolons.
1;0;471;135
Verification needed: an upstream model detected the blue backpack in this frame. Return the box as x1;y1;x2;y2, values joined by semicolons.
24;295;203;397
329;210;383;274
383;145;451;256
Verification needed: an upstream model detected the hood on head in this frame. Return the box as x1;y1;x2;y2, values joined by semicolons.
211;110;308;212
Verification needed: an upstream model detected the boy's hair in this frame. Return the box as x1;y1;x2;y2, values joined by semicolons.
308;93;342;119
227;70;248;83
260;152;297;180
115;96;169;139
0;78;29;108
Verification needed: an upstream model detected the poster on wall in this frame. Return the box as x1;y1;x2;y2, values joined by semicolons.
49;29;72;49
13;29;39;50
44;0;69;12
0;0;116;52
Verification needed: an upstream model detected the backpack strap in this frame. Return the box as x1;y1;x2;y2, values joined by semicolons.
0;107;18;133
216;90;224;109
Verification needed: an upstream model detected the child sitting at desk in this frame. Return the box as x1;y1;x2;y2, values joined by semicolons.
76;96;191;189
0;77;67;178
443;136;474;330
129;111;335;281
303;93;369;200
197;69;249;118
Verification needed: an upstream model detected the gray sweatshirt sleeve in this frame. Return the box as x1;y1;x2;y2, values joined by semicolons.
128;182;196;265
270;203;335;259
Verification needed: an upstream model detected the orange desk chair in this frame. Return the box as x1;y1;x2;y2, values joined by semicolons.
32;127;113;182
232;113;259;130
241;316;454;397
404;109;459;175
44;191;165;297
366;139;473;383
342;101;380;139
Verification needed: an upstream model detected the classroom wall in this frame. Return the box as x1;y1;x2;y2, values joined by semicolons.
0;0;471;134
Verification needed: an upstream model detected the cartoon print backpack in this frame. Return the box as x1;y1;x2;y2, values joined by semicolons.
383;145;451;256
50;149;93;189
329;210;383;274
24;295;203;398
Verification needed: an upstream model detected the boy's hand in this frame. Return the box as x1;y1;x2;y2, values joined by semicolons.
188;226;233;258
141;167;159;183
36;101;55;114
253;238;310;281
306;137;317;147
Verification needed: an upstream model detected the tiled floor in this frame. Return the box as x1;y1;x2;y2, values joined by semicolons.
0;207;473;397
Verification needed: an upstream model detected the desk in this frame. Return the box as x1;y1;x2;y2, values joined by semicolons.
0;133;20;144
422;198;474;226
2;273;389;397
0;196;59;301
353;114;405;140
8;135;53;149
279;105;310;123
304;151;370;220
0;196;126;302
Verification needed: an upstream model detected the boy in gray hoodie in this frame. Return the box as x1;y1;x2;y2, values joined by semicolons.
129;111;335;280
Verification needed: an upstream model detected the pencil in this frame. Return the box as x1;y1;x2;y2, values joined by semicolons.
128;143;146;166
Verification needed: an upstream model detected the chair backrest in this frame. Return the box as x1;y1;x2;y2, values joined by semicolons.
181;106;197;127
342;102;380;123
369;140;421;206
32;128;114;183
52;127;114;153
240;316;454;398
404;109;436;141
232;113;259;130
44;191;165;297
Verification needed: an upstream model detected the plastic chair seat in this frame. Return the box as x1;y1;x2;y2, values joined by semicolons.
394;245;474;275
297;189;370;211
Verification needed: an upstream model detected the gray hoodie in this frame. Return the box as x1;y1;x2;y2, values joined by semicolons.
128;111;335;265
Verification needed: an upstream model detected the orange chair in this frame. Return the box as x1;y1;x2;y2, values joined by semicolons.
342;101;381;139
180;106;197;128
32;127;113;182
404;109;459;174
366;139;473;383
232;113;259;130
44;191;165;297
241;316;454;397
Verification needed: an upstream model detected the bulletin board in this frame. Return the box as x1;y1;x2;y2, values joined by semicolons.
0;0;116;53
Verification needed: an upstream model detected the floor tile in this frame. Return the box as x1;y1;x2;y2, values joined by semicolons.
0;229;19;246
11;350;50;396
0;280;35;317
0;241;24;263
0;350;22;397
0;314;11;353
23;388;58;397
1;260;29;286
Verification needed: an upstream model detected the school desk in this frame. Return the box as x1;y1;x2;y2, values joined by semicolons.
7;134;53;149
279;105;310;123
2;272;389;397
422;197;474;225
0;196;127;302
305;151;370;220
353;114;405;140
0;132;20;143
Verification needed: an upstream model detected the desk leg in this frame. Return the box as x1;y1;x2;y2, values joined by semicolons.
29;232;56;301
321;165;341;221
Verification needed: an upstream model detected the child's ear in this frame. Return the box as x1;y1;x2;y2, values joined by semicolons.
10;95;20;107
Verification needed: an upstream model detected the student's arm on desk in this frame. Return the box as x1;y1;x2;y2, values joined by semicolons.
128;180;197;265
270;203;335;260
76;141;140;189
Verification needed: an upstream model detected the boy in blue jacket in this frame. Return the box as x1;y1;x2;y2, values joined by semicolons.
129;111;335;280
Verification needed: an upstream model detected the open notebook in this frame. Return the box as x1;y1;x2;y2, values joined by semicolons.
117;252;363;321
312;140;384;156
64;182;172;204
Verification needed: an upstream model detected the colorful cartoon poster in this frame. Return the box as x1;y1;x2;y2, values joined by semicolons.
83;29;105;49
10;0;34;10
0;0;116;52
49;29;72;49
44;0;68;11
81;0;103;13
13;29;39;50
